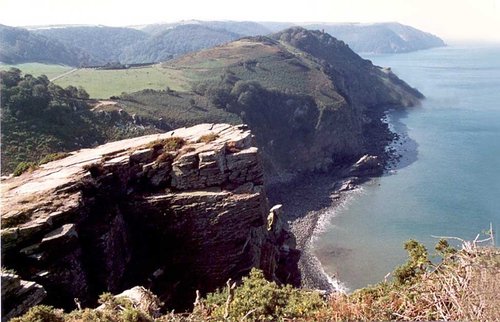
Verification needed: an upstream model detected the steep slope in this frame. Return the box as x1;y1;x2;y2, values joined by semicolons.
0;25;95;66
118;27;423;179
306;22;445;53
33;26;148;63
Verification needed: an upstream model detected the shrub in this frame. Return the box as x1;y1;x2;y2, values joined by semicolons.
13;161;38;176
163;137;186;151
156;152;175;164
38;152;71;165
146;137;185;151
198;268;324;321
393;239;430;285
10;305;64;322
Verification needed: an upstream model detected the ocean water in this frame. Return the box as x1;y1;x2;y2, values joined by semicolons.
313;45;500;291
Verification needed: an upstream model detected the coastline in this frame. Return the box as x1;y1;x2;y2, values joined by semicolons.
268;171;372;292
267;107;415;292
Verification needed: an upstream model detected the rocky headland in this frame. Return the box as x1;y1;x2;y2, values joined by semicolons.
1;123;299;319
1;27;427;319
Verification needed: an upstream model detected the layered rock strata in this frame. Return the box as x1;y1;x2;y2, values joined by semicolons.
1;271;47;321
1;123;297;315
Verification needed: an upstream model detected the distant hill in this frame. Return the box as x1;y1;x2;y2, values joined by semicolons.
0;24;96;66
140;20;272;37
305;22;446;53
119;24;241;63
0;21;445;66
33;26;148;63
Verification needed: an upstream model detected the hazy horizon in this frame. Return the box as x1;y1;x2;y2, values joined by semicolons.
1;0;499;42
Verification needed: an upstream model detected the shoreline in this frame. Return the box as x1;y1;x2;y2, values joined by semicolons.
268;171;374;292
267;107;414;292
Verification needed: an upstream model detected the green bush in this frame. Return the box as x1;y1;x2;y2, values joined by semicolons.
12;161;38;176
393;239;430;285
199;268;324;321
38;152;71;165
10;305;64;322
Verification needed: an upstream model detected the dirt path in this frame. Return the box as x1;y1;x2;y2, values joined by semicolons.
50;68;78;82
91;100;118;111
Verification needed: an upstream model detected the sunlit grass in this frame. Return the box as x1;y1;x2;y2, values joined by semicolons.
0;63;191;99
53;65;190;99
0;62;72;80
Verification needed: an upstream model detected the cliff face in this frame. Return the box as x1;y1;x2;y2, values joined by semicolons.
1;123;298;317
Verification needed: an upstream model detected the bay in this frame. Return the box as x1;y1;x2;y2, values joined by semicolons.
313;45;500;290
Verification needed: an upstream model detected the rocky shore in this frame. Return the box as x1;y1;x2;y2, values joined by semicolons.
268;161;382;291
267;107;408;292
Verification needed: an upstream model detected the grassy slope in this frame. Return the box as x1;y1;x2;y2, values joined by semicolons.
170;38;339;102
0;63;72;80
1;38;340;101
1;64;190;99
53;66;189;99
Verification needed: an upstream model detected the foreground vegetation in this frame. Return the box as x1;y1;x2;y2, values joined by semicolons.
12;236;499;321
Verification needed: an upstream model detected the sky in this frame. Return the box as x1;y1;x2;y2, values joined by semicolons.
0;0;499;42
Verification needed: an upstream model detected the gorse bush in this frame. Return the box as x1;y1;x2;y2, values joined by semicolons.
12;153;72;177
196;268;325;321
393;239;431;285
12;161;38;176
10;305;64;322
38;152;71;165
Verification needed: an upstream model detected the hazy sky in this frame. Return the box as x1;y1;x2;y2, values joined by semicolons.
1;0;499;41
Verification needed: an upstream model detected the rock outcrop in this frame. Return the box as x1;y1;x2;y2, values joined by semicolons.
1;123;297;316
1;271;47;321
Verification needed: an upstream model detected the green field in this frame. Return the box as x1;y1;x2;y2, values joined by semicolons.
53;66;190;99
1;63;191;99
0;63;72;80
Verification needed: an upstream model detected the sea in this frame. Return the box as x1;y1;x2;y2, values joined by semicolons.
312;44;500;291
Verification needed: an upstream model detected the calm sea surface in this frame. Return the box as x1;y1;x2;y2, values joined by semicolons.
313;45;500;290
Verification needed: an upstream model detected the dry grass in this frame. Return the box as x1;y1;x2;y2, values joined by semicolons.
316;236;500;321
197;133;219;143
146;137;186;151
404;239;500;321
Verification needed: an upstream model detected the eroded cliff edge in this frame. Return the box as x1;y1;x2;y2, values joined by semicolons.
1;123;298;319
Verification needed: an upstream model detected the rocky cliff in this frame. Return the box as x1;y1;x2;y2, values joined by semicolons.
1;123;298;318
